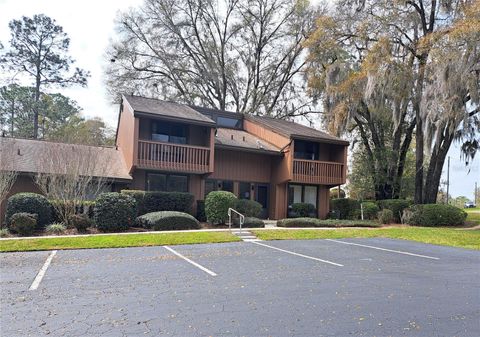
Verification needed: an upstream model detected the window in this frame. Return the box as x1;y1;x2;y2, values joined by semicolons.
239;182;251;200
294;140;319;160
288;184;318;209
205;180;216;197
151;121;187;144
220;180;234;193
217;116;242;129
147;173;188;192
204;179;234;197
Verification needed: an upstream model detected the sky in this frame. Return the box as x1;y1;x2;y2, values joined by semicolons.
0;0;478;200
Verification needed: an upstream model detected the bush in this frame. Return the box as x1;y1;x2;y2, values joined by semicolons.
50;200;95;222
135;211;200;231
378;209;394;224
205;191;237;224
45;223;67;235
277;217;379;228
330;198;360;219
196;200;206;222
9;213;37;236
121;190;194;216
6;193;52;228
235;199;262;218
361;202;379;220
94;193;137;232
0;228;10;237
291;203;316;218
67;214;92;233
405;204;467;227
377;199;411;223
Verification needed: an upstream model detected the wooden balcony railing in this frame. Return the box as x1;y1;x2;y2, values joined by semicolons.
137;140;211;173
292;159;345;185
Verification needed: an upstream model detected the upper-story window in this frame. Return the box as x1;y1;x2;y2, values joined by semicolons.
217;116;242;128
151;121;187;144
294;140;319;160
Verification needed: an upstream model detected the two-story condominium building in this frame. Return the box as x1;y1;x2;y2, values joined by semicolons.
116;95;348;220
0;94;348;221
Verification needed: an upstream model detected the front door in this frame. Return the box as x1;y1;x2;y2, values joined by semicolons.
255;184;269;219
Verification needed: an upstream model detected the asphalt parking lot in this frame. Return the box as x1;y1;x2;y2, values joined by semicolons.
1;238;479;337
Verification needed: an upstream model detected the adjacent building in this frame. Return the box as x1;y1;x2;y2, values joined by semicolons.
1;94;348;221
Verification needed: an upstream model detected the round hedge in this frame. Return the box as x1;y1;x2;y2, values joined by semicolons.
9;212;37;236
205;191;237;225
94;193;137;232
291;203;316;218
405;204;467;227
377;199;411;223
6;193;52;228
235;199;262;218
361;202;379;220
135;211;200;231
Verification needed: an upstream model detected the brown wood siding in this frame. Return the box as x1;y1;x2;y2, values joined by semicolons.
243;119;290;148
272;183;287;219
117;101;137;172
317;185;330;219
209;149;272;183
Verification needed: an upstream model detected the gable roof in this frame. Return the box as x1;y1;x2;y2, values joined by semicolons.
245;115;349;145
123;95;215;126
215;128;281;155
0;138;131;181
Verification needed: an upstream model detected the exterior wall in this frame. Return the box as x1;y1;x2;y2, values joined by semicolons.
117;101;138;172
318;185;330;219
209;149;272;183
243;119;290;148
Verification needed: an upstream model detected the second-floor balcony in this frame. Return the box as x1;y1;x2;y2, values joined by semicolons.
292;159;345;185
136;140;212;173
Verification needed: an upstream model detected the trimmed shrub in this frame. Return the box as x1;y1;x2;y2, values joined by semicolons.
94;193;137;232
205;191;237;225
45;223;67;235
196;200;206;222
291;203;316;218
405;204;467;227
6;193;52;228
378;209;394;224
277;218;379;228
121;190;146;215
361;202;380;220
9;213;37;236
121;190;194;216
235;199;262;218
377;199;411;223
330;198;360;219
67;214;92;233
135;211;200;231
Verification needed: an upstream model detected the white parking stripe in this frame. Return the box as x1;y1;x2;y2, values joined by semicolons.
164;246;217;276
29;250;57;291
251;241;343;267
325;239;440;260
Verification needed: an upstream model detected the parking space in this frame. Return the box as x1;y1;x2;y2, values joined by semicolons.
1;238;479;336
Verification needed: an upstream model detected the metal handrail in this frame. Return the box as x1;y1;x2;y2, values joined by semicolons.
228;208;245;233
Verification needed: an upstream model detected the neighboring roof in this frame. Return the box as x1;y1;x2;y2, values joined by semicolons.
0;138;132;181
123;95;216;126
214;128;281;154
246;115;349;145
190;105;239;118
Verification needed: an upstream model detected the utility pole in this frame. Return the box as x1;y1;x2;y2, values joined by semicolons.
475;182;478;206
446;156;450;205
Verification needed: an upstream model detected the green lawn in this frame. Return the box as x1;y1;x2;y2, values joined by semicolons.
465;208;480;225
0;231;241;252
252;227;480;250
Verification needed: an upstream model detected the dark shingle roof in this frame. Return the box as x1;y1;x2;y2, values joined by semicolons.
245;115;349;145
123;95;215;125
0;138;131;180
215;128;281;154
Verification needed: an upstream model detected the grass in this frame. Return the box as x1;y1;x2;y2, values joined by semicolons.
252;227;480;250
0;231;240;252
465;208;480;225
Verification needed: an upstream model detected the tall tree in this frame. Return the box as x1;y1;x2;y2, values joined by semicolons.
105;0;316;117
0;84;81;139
48;115;115;146
305;0;479;202
0;14;89;139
